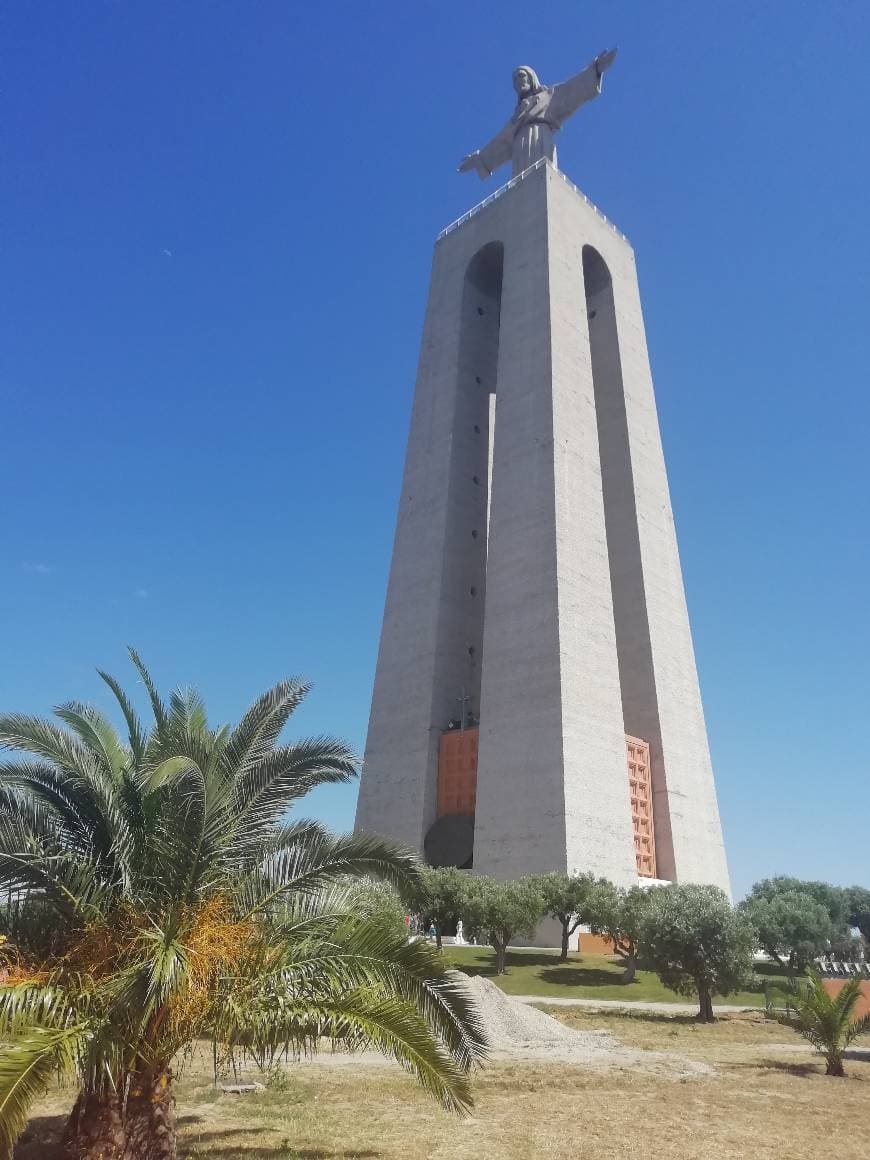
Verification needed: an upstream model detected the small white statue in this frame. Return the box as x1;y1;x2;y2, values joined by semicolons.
455;919;465;945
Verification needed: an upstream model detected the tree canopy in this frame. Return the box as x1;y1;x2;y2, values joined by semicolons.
746;878;850;934
462;877;544;974
641;884;755;1021
533;872;597;961
586;881;653;982
741;889;832;973
416;866;474;950
846;886;870;947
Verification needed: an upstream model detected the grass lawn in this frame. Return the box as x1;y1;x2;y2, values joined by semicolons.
15;1013;870;1160
444;947;785;1006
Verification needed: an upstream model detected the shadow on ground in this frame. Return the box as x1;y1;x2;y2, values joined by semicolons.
12;1114;384;1159
455;951;560;977
180;1127;382;1158
746;1059;819;1078
537;966;634;988
14;1113;65;1159
189;1148;381;1159
458;953;636;986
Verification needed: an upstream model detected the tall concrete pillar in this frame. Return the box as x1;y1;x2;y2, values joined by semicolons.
355;159;730;896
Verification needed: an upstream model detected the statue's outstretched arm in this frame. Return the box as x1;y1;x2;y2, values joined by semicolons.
458;120;514;180
549;47;617;127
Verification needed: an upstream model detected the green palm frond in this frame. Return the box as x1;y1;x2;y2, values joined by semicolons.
245;906;487;1072
0;764;97;854
317;918;488;1070
96;668;147;763
168;686;209;737
0;715;96;779
127;648;168;733
144;756;205;796
229;737;357;841
845;1012;870;1045
236;824;421;916
53;703;127;781
102;927;192;1048
0;716;134;879
0;849;110;919
140;923;191;1007
223;679;311;777
217;985;473;1113
0;982;80;1038
0;1023;92;1158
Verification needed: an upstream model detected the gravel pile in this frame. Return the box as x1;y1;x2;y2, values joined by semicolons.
465;976;712;1078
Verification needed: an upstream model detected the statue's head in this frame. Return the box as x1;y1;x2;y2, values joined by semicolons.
512;66;541;99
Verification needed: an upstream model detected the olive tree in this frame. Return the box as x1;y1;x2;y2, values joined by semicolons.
533;872;596;961
747;878;850;936
585;881;653;982
463;877;545;974
641;884;755;1021
846;886;870;949
416;866;473;950
741;889;832;974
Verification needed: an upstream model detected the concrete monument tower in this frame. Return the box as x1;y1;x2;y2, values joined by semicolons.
355;49;730;895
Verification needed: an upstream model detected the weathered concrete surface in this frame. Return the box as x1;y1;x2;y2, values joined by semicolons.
356;159;730;898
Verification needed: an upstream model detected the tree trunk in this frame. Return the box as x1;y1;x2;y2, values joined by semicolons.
435;924;442;951
560;922;570;962
494;940;507;974
123;1069;177;1160
61;1090;126;1160
825;1052;845;1077
698;985;715;1023
621;955;637;983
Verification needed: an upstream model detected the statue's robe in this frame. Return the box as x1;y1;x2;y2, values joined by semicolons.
475;62;603;179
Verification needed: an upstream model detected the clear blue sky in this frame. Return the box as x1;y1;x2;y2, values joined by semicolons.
3;2;868;900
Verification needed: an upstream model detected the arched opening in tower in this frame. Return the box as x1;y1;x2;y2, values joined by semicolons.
425;240;503;870
583;244;671;880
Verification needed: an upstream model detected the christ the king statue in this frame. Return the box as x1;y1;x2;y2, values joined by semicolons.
459;48;618;180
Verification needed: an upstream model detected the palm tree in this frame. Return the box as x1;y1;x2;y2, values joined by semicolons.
766;967;870;1076
0;651;487;1159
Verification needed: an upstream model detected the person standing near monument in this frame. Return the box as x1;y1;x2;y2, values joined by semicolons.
459;49;617;180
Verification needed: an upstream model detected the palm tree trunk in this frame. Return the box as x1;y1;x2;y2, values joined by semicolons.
61;1090;126;1160
825;1052;845;1077
123;1069;177;1160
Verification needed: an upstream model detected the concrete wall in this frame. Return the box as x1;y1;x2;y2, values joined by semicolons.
355;226;503;849
472;164;637;885
357;160;729;897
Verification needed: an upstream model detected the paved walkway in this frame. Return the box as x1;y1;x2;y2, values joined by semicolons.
512;995;757;1015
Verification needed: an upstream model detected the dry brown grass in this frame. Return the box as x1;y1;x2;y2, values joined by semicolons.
14;1011;870;1160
